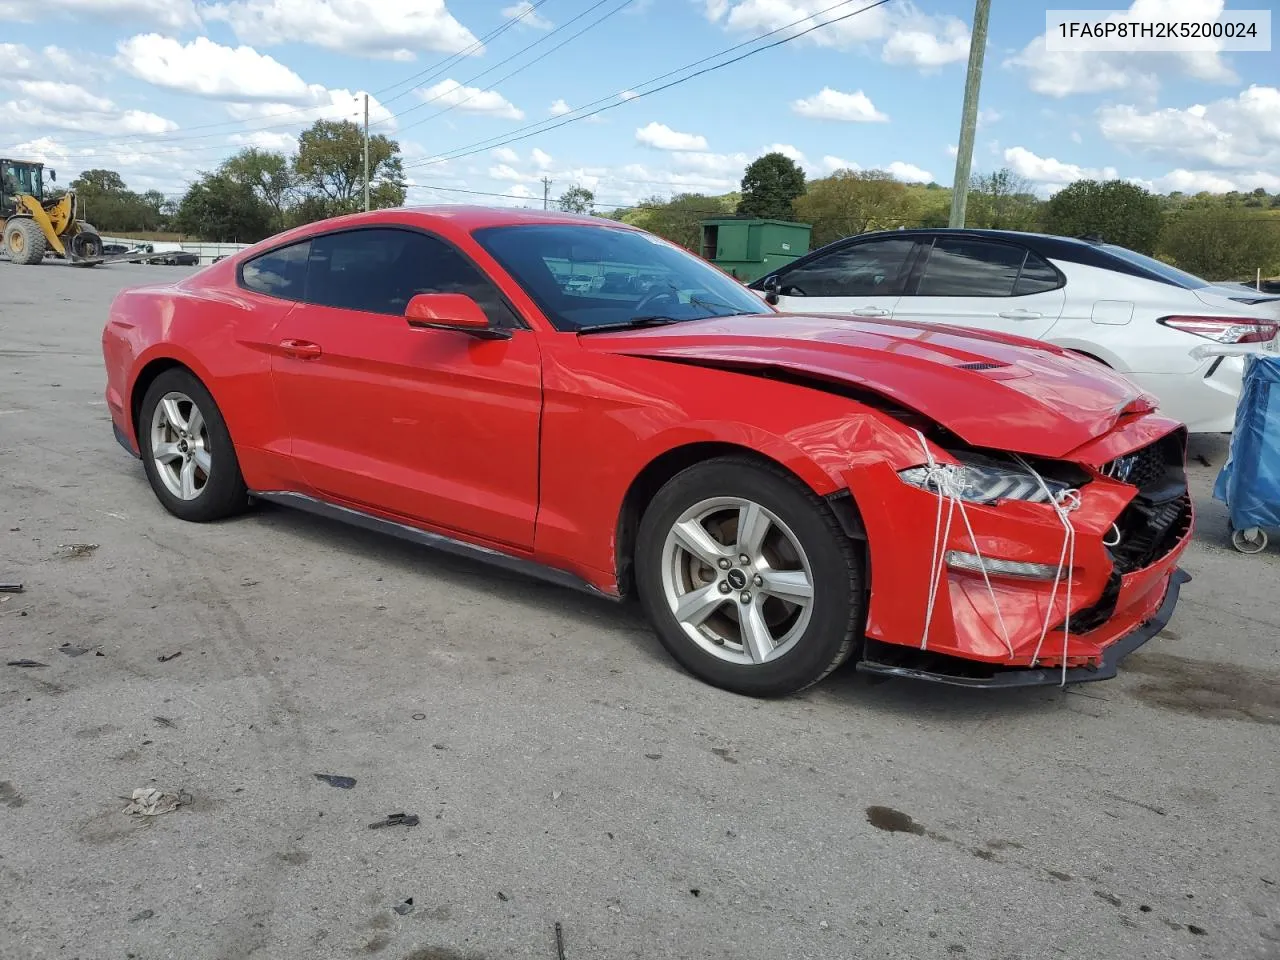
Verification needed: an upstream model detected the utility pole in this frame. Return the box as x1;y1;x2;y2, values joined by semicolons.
948;0;991;228
542;176;552;210
362;93;370;213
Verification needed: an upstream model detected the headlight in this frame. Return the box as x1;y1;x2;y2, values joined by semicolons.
898;454;1073;505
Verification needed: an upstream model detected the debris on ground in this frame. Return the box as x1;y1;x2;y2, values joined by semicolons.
1195;454;1212;468
57;543;98;559
153;716;176;728
6;659;47;668
0;581;23;593
313;773;356;789
129;910;155;922
122;787;188;817
552;790;562;801
368;812;419;829
555;921;566;960
157;651;182;663
59;645;88;657
393;898;415;916
497;891;509;902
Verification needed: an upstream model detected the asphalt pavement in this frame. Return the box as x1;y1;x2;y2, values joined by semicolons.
1;262;1277;960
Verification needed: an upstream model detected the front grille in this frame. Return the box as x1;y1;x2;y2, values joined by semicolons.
1100;429;1187;494
1108;492;1193;573
1066;571;1122;634
955;361;1007;371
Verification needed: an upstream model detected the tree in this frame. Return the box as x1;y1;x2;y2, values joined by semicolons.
792;169;921;246
293;119;406;217
558;185;594;214
620;193;731;249
174;171;273;242
966;168;1041;231
1044;179;1164;253
737;152;805;220
1158;207;1280;281
71;169;127;193
221;148;295;229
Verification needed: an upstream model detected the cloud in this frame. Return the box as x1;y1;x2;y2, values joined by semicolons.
705;0;969;70
821;155;859;173
117;34;314;102
945;143;958;157
491;146;520;163
0;78;176;137
791;87;887;122
1149;168;1280;194
227;130;298;151
530;147;553;168
978;108;1001;127
762;142;807;166
0;0;199;29
1003;146;1118;187
887;161;933;182
10;134;197;195
203;0;480;61
636;122;709;151
418;79;523;120
501;0;551;29
549;98;572;116
1097;85;1280;169
226;87;394;129
1006;0;1236;97
619;89;639;100
881;14;970;68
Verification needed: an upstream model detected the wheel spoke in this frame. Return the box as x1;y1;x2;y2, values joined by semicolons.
739;602;776;663
180;458;198;499
160;397;187;432
192;448;212;474
674;582;727;627
757;568;813;606
736;501;772;558
672;519;731;567
153;441;182;464
187;405;205;438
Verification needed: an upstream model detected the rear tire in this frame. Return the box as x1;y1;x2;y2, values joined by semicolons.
138;368;250;523
635;456;864;697
4;218;46;265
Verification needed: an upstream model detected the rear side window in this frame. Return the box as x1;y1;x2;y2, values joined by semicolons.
304;227;518;326
916;239;1026;297
1013;251;1061;295
241;240;310;300
777;238;916;298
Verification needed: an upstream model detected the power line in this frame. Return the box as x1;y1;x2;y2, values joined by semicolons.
401;0;889;172
43;0;555;151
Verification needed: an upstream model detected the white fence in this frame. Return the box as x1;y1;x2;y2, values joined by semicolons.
100;237;252;265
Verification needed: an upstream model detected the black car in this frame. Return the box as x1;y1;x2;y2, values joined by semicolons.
148;250;200;266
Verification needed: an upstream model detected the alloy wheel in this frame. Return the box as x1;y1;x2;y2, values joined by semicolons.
149;391;211;500
659;496;815;665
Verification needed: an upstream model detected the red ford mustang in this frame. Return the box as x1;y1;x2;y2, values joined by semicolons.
102;207;1192;696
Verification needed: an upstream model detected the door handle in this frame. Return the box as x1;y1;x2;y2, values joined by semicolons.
850;307;889;317
998;309;1042;320
279;338;322;360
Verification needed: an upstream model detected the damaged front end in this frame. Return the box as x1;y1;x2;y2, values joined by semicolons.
848;421;1193;687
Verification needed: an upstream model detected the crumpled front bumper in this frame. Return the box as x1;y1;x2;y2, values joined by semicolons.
854;568;1189;688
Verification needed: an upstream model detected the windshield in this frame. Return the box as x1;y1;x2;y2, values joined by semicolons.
1;163;41;199
1101;244;1210;289
471;223;768;332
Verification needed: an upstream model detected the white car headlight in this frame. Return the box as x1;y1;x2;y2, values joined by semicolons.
898;454;1074;505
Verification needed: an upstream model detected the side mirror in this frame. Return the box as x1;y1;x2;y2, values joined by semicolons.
48;169;56;183
761;274;780;305
405;293;509;340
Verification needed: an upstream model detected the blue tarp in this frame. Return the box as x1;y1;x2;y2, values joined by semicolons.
1214;353;1280;531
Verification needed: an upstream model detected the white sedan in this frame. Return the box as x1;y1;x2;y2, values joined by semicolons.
753;229;1280;433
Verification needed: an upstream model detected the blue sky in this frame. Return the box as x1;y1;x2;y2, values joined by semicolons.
2;0;1277;209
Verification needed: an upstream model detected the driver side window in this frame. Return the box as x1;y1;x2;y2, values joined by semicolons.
303;228;519;327
778;238;917;298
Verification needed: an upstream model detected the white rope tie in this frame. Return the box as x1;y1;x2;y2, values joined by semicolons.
915;433;1084;685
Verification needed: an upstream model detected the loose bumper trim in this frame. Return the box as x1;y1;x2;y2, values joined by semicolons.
854;568;1191;689
114;422;140;458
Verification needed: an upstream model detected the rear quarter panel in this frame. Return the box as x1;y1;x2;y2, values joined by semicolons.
104;280;297;489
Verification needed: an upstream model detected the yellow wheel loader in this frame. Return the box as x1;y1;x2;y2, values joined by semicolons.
1;157;119;266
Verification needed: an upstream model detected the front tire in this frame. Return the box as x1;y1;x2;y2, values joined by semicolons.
635;456;864;697
138;369;249;522
4;218;46;265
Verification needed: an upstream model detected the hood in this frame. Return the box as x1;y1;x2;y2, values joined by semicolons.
582;313;1158;459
